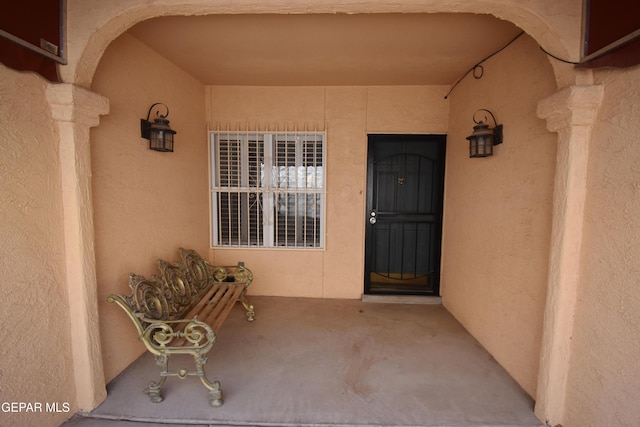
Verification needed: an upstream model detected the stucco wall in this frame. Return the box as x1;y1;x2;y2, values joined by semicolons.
0;65;76;426
561;64;640;425
441;34;557;397
90;33;208;382
206;85;448;299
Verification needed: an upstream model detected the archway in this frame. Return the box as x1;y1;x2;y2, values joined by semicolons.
59;4;590;426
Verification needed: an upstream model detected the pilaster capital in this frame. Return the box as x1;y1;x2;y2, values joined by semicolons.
537;84;604;133
46;84;109;128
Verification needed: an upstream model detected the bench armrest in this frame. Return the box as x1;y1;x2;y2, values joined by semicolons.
208;265;253;288
141;317;217;355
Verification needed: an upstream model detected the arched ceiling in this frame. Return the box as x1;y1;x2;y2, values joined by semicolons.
127;13;523;86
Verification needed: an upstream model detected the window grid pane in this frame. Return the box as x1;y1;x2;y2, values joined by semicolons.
247;135;264;189
217;138;241;187
211;131;324;249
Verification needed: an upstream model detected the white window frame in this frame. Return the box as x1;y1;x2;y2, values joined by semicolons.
209;130;326;249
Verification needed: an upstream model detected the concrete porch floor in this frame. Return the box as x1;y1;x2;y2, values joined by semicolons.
64;296;543;427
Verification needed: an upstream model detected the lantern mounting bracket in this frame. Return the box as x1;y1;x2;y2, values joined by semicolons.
140;102;176;152
472;109;503;146
466;108;503;158
141;103;169;139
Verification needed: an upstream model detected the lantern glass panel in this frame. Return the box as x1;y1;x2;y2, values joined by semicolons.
149;129;174;152
467;124;494;158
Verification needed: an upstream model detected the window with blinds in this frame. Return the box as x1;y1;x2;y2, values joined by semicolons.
210;131;325;249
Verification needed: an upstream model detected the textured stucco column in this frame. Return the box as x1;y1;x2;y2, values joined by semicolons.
534;79;603;425
46;84;109;411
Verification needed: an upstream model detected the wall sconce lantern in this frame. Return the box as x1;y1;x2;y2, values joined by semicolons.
466;109;503;158
140;103;176;152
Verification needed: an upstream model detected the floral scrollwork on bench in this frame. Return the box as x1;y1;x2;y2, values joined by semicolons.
107;248;254;407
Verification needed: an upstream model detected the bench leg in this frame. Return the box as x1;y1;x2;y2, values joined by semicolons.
194;353;224;407
144;354;168;403
240;294;255;322
144;377;166;403
203;379;224;408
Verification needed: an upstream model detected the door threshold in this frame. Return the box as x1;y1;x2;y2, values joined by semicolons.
361;294;442;305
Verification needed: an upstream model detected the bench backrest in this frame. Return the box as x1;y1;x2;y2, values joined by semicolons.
122;248;252;322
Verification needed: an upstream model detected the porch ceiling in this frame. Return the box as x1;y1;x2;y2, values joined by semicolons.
127;13;522;86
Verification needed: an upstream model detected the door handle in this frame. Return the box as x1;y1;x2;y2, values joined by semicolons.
369;217;377;224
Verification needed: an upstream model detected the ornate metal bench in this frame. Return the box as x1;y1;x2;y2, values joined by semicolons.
107;248;254;407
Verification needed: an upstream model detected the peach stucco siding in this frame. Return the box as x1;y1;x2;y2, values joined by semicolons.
205;85;448;300
442;34;557;397
561;65;640;426
90;33;209;383
1;1;639;426
0;67;76;427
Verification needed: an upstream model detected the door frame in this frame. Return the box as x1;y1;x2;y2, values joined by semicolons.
364;133;447;296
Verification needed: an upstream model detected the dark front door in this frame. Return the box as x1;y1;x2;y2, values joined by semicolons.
365;134;446;296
